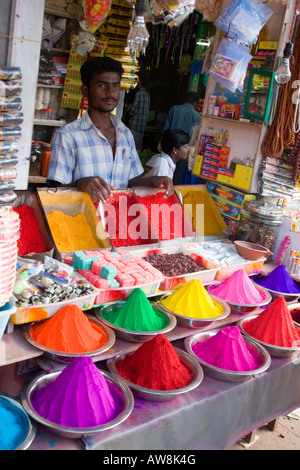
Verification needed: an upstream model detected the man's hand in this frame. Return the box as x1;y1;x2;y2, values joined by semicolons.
76;176;115;202
150;175;174;197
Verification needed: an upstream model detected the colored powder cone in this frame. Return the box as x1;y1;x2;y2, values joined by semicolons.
32;357;121;427
0;397;29;450
255;265;300;294
29;304;108;353
209;269;267;304
161;279;224;318
115;334;193;390
102;288;169;331
192;326;263;371
243;297;300;347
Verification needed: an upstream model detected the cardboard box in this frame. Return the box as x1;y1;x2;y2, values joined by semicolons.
218;102;240;120
210;194;242;220
206;182;255;206
193;154;203;175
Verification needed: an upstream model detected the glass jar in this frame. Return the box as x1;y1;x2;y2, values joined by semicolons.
236;200;284;252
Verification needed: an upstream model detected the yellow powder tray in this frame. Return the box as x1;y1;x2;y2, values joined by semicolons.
37;188;111;260
175;184;227;239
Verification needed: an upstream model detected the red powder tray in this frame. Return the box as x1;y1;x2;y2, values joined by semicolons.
133;187;198;246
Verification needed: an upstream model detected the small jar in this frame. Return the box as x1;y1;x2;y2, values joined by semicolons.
40;142;51;177
236;201;284;252
41;108;53;120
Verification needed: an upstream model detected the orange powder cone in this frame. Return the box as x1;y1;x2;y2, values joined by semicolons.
30;304;108;353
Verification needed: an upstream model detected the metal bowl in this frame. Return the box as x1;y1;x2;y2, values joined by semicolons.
207;283;272;314
184;328;271;382
20;369;134;440
107;347;203;401
95;302;177;343
22;315;116;363
238;315;300;358
0;393;36;450
288;302;300;328
155;294;231;328
257;286;300;305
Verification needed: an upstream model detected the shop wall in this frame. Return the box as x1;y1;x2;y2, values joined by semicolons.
1;0;44;189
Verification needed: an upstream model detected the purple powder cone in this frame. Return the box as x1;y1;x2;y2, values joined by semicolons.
32;356;122;428
255;265;300;294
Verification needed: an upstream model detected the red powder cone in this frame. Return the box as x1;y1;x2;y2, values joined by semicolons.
116;334;193;390
243;297;300;347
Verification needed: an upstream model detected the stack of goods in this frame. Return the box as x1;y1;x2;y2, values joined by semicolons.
191;326;264;372
161;279;225;319
259;153;296;200
72;249;162;290
31;356;123;427
143;252;204;278
135;191;195;241
29;304;108;353
255;265;300;295
12;205;46;256
115;334;193;390
208;269;268;305
101;288;169;332
13;257;95;310
97;191;158;247
242;297;300;348
0;395;29;450
0;67;22;206
186;242;248;267
98;0;139;91
61;48;87;110
0;207;20;307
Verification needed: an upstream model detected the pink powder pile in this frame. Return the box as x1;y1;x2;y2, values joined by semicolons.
192;325;263;371
208;269;267;304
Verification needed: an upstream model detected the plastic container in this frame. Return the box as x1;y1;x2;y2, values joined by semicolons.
94;278;162;305
40;143;51;177
0;296;16;340
236;201;284;252
132;245;218;291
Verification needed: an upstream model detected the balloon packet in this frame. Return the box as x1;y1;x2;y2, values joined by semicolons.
214;0;273;45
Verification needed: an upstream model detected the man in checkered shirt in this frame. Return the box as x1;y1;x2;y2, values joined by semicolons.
128;74;150;151
47;57;173;202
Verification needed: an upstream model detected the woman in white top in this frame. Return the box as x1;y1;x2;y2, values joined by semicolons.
144;129;190;180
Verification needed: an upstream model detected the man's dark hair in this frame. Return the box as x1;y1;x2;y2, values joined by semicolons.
160;129;190;155
80;56;124;87
184;91;199;104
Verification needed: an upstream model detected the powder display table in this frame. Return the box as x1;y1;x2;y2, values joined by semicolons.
27;344;300;451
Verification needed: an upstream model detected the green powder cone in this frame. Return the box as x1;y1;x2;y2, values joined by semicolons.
102;288;169;332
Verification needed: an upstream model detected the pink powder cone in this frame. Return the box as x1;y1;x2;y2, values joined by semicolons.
192;326;263;371
209;269;267;304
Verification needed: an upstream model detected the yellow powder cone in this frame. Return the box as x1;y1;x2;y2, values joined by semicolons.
161;279;224;318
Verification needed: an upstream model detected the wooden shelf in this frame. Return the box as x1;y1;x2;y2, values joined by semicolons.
34;118;66;127
44;8;80;20
28;176;47;184
202;115;263;127
36;83;64;89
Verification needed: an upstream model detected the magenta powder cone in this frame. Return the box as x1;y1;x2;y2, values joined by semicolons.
192;326;263;371
32;356;122;428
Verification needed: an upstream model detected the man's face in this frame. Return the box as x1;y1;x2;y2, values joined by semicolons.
82;71;121;113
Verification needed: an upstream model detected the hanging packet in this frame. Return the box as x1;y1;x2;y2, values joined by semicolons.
214;0;273;45
209;38;252;92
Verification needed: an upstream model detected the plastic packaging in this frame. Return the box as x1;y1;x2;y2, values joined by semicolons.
0;112;24;126
0;80;22;97
0;141;19;154
0;127;22;140
0;67;22;80
209;38;252;92
0;97;22;111
214;0;273;45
